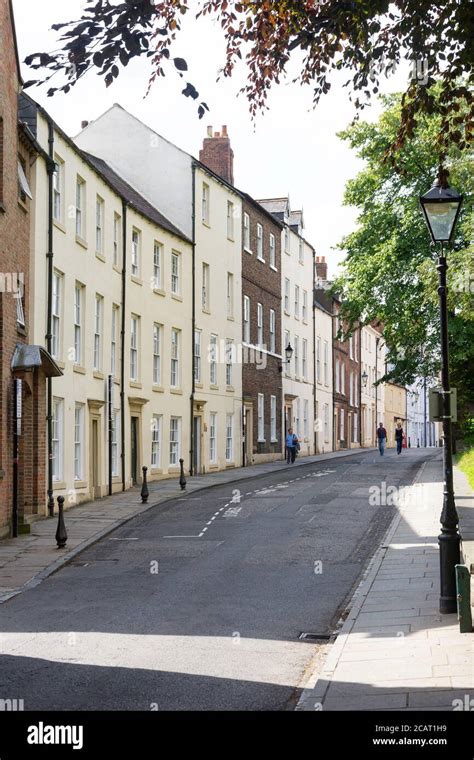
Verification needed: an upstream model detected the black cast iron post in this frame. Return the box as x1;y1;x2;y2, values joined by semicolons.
179;458;186;491
141;465;149;503
55;495;67;549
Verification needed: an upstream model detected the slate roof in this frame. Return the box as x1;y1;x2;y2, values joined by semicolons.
257;197;289;215
83;152;191;244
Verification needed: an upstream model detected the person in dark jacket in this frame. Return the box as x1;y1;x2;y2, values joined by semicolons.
376;423;387;456
395;422;404;454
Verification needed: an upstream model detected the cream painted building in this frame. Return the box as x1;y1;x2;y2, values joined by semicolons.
259;199;315;456
360;324;385;447
75;105;243;474
314;295;333;454
26;96;193;510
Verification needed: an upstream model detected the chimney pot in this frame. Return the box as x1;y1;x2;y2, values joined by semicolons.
222;125;228;136
81;120;89;129
207;125;213;137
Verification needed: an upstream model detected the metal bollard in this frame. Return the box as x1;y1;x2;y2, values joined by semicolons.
141;466;149;503
179;458;186;491
55;495;67;549
455;564;473;633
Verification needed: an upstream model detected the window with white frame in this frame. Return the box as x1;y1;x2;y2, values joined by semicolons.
73;283;82;365
303;339;308;380
353;411;358;443
302;290;308;321
169;417;181;466
316;337;321;383
341;363;345;395
284;278;290;312
111;304;119;376
335;358;340;393
269;233;276;268
93;294;103;371
227;272;234;318
304;399;308;438
354;330;358;361
194;329;201;382
294;285;300;318
131;228;140;276
16;275;25;326
153;323;161;385
130;315;139;381
324;340;329;385
202;263;210;310
350;371;354;405
171;328;180;387
53;158;63;222
227;201;234;239
96;196;104;253
324;404;330;442
74;404;84;480
294;336;299;378
202;182;210;224
270;395;277;441
209;412;217;463
153;242;162;290
298;238;304;264
225;414;233;461
349;334;354;360
354;374;358;407
243;296;250;343
225;339;233;386
257;303;263;347
256;223;264;260
295;399;301;437
340;408;345;440
113;213;121;267
269;309;276;352
52;398;63;481
258;393;265;441
111;410;120;476
210;334;218;385
51;271;62;360
243;212;250;250
151;415;162;468
171;251;180;295
75;176;85;238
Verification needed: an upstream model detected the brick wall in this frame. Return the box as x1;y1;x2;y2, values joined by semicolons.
242;199;282;460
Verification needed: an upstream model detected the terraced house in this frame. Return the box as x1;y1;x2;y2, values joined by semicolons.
24;94;193;511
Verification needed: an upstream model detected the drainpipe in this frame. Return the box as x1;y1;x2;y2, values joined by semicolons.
189;163;196;476
312;253;317;454
120;200;127;492
358;325;362;446
46;120;55;517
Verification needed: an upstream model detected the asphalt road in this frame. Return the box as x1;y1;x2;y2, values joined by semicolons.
0;448;436;711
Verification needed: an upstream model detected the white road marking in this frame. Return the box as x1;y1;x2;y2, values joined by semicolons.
109;538;139;541
163;535;201;539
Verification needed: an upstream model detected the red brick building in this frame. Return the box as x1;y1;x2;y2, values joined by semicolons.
0;1;60;537
241;194;283;464
332;297;361;450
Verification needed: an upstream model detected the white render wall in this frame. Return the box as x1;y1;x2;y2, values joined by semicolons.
281;228;315;456
314;304;333;453
31;109;192;511
75;104;193;239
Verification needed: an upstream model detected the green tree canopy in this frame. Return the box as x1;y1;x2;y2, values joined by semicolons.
333;90;473;422
24;0;473;163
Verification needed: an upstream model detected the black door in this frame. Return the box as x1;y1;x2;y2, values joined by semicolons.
131;417;138;485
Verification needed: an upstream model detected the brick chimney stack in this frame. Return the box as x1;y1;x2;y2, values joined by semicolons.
315;256;328;281
199;125;234;185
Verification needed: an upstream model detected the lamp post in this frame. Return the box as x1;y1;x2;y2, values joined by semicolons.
419;174;463;614
278;343;293;373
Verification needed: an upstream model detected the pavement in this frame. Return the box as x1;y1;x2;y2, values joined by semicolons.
0;447;369;604
296;451;474;711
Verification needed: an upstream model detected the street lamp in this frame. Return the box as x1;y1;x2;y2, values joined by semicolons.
419;175;463;614
278;342;293;373
361;370;368;388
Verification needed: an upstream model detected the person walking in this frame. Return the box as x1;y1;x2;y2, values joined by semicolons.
376;422;387;456
395;422;404;455
285;428;298;464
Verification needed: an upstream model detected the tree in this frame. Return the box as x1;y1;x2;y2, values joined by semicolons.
24;0;473;164
332;90;474;424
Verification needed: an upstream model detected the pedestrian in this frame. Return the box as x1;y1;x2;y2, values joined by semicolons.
285;428;298;464
395;422;404;455
376;422;387;456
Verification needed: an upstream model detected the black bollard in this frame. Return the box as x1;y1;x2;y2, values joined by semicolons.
141;466;149;503
179;458;186;491
55;495;67;549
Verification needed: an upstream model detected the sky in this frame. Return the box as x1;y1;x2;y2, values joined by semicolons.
13;0;411;277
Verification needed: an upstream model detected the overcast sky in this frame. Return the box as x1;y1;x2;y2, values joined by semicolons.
13;0;410;276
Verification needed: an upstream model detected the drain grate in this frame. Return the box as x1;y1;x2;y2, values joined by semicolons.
298;632;332;641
